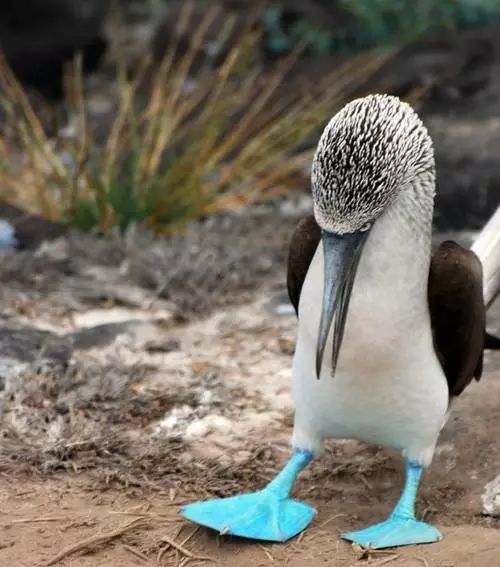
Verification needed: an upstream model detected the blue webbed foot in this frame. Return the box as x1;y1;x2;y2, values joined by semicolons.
181;449;315;542
181;489;316;542
343;460;443;549
342;516;442;549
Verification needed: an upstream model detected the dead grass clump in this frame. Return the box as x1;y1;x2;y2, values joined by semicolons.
0;419;283;498
0;3;391;234
123;216;287;315
0;211;289;317
0;426;130;475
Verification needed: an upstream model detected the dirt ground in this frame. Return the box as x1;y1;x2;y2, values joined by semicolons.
1;474;500;567
1;225;500;566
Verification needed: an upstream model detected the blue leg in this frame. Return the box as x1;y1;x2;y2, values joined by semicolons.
181;450;316;542
342;460;442;549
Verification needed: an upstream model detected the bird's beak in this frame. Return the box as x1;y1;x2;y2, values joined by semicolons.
316;229;370;379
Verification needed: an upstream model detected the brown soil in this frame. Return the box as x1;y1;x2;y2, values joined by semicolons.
1;473;499;567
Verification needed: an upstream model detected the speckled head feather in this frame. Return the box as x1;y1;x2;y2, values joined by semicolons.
311;94;435;234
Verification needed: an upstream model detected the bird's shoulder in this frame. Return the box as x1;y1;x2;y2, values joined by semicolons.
287;215;322;316
428;240;485;396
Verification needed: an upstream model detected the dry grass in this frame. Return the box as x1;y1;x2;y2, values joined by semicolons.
0;208;293;316
0;3;391;233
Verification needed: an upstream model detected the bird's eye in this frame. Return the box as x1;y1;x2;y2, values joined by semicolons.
360;222;372;232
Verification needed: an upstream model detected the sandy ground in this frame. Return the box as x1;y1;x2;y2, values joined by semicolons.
1;278;500;566
2;475;500;567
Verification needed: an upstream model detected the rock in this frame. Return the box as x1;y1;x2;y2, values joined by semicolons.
360;26;500;230
0;202;67;249
0;325;71;365
0;325;72;396
482;475;500;517
184;414;233;440
266;292;296;317
433;158;500;231
369;28;497;105
0;0;108;97
68;322;139;350
154;405;196;437
427;109;500;231
0;220;17;251
144;338;180;353
0;359;28;392
71;306;171;328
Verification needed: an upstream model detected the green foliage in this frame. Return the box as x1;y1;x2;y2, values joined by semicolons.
342;0;500;48
262;5;335;54
263;0;500;55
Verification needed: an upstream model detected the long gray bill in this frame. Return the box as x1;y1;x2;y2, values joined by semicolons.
315;230;370;379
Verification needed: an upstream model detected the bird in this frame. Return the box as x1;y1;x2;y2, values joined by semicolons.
181;94;500;549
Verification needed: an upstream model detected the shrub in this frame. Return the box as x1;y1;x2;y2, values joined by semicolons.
263;0;500;55
0;3;390;234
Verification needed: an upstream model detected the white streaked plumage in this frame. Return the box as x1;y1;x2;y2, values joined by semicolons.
312;95;433;234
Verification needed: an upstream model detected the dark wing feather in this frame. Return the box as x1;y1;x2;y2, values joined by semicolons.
428;240;486;397
485;332;500;350
287;215;321;316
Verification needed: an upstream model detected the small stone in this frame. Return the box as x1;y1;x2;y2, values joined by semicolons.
184;414;232;440
0;219;17;251
185;420;210;439
199;390;213;405
144;338;180;353
482;475;500;517
278;337;295;355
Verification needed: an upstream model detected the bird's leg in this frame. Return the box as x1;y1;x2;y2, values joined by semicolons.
390;460;424;520
181;449;316;542
342;459;442;549
265;449;314;498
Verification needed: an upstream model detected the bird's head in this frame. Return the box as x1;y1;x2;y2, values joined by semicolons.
312;94;434;378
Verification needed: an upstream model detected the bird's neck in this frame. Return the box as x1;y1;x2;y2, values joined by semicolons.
381;169;435;249
356;170;435;321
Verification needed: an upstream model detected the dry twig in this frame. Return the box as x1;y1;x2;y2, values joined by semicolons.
122;543;150;563
258;543;274;562
372;554;400;567
11;516;68;524
160;532;214;563
318;513;347;529
45;517;146;566
180;526;200;547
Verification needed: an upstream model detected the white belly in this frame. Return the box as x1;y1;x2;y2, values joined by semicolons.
291;229;449;467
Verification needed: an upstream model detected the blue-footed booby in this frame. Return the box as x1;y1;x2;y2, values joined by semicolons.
181;94;500;549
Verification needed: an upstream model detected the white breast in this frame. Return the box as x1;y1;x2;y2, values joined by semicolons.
291;190;449;467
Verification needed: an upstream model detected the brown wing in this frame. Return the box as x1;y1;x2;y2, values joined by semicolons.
428;240;486;396
287;215;321;316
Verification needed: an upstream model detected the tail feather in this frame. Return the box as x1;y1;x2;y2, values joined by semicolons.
471;207;500;309
485;332;500;350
